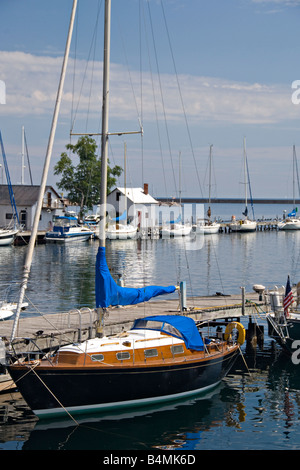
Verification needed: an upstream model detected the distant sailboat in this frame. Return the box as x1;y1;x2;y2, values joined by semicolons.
229;138;256;233
161;152;191;237
196;145;220;235
106;143;137;239
278;145;300;230
0;132;20;245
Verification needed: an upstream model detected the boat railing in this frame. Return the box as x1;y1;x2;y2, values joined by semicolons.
67;307;94;341
8;338;55;364
266;312;290;343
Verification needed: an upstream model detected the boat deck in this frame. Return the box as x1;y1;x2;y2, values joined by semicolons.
0;292;265;355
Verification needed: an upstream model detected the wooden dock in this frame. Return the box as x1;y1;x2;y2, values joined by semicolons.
0;292;266;356
13;220;280;245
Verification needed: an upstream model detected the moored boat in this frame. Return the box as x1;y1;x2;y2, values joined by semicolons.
0;132;20;245
229;138;256;233
277;217;300;230
7;311;244;418
229;217;257;233
6;0;245;421
45;215;93;242
0;228;19;246
106;223;137;239
161;222;192;238
196;219;220;235
266;276;300;354
0;300;28;321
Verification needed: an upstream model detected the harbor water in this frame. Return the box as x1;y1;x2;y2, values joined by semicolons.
1;202;300;451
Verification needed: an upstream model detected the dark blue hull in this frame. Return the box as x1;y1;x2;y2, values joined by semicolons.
8;347;239;419
267;316;300;354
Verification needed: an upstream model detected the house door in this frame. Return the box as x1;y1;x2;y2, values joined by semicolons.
20;210;27;230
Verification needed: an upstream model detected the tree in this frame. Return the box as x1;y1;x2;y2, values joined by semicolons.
54;136;122;217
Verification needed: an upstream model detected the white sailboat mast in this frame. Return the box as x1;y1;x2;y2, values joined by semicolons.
21;126;25;185
208;144;213;205
99;0;111;248
244;137;247;212
10;0;78;344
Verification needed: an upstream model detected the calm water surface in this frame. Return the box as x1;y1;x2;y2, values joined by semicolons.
1;203;300;451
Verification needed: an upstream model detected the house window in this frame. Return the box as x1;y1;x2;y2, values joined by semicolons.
116;192;120;201
5;213;13;220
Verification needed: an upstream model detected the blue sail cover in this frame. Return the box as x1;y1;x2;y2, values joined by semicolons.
95;246;176;308
288;208;297;217
112;210;127;221
132;315;204;351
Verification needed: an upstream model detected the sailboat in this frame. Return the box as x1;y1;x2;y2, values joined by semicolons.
229;138;256;233
196;145;220;235
278;145;300;231
161;152;192;237
6;0;244;419
0;132;20;246
106;143;137;239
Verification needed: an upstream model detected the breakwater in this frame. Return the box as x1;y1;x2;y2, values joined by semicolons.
158;197;300;205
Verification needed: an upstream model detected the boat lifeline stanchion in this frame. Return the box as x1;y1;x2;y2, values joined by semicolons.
180;281;187;311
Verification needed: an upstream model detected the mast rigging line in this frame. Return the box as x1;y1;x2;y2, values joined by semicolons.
70;0;103;138
139;0;168;198
10;0;78;345
160;0;203;199
0;132;20;225
146;1;178;198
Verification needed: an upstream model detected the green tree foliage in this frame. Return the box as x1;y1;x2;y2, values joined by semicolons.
54;136;122;216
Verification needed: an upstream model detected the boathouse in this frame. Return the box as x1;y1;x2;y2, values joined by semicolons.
0;184;65;231
107;183;158;230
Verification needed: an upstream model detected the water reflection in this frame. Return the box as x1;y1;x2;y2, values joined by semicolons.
2;231;300;317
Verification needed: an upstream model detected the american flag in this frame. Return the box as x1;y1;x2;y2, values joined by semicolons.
283;275;293;316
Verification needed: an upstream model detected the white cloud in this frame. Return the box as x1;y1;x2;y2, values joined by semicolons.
0;50;297;129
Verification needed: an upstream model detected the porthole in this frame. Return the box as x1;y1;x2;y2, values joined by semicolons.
116;351;131;360
170;345;184;355
91;354;104;362
144;348;158;358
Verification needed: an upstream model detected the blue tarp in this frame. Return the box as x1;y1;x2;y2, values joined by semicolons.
56;216;77;221
95;246;176;308
132;315;204;351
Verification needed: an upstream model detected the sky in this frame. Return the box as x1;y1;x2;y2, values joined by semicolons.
1;0;300;200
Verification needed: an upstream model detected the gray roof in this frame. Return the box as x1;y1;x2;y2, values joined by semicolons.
0;185;62;206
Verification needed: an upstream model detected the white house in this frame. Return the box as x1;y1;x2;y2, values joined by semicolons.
0;184;65;231
107;183;159;230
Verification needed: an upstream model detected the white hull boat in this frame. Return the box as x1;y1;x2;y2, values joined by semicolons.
278;218;300;230
230;138;256;233
45;216;93;242
106;224;137;240
0;228;19;246
161;223;192;238
0;301;28;321
229;218;257;232
196;221;220;235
